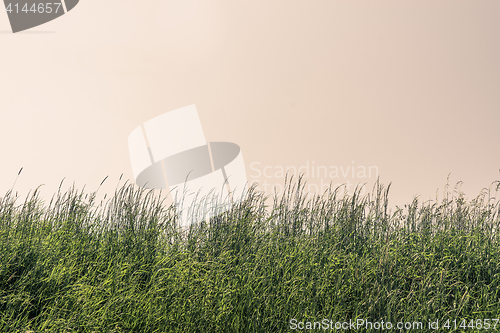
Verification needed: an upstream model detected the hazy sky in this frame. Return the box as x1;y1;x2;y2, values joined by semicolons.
1;0;499;209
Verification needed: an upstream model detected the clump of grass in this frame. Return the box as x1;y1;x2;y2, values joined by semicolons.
0;175;499;332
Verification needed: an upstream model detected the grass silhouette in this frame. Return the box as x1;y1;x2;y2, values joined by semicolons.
0;175;499;332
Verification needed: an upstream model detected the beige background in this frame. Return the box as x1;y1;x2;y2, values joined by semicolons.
1;0;499;209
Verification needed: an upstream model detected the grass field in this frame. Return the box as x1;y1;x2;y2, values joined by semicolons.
1;176;499;332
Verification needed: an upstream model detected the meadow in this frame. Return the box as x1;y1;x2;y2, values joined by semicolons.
1;176;499;332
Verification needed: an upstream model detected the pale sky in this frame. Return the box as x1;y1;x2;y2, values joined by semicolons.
1;0;499;210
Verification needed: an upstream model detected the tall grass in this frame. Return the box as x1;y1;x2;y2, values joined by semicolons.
0;176;499;332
